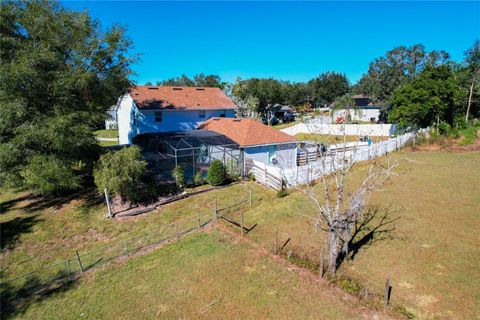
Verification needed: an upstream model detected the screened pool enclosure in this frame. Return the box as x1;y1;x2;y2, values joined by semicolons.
132;131;242;183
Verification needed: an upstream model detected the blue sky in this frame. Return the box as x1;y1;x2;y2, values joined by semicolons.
64;1;480;85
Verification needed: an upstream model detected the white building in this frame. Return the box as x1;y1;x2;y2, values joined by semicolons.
116;86;237;144
198;117;298;169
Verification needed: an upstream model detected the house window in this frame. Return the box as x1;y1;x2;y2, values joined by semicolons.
199;110;206;119
154;111;162;122
268;145;278;164
132;112;137;126
220;112;226;118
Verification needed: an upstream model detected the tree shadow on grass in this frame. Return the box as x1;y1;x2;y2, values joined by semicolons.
1;270;77;320
0;215;42;251
338;206;401;267
0;194;37;215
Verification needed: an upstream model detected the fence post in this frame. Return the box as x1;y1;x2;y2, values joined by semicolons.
384;277;390;307
104;188;113;218
66;259;71;280
124;239;129;255
175;221;179;239
275;225;279;255
249;186;252;207
240;211;244;236
214;199;218;220
75;250;84;273
197;211;201;229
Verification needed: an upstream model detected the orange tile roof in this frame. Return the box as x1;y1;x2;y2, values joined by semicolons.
129;86;238;110
198;118;296;147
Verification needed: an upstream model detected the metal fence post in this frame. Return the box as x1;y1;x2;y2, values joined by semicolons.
197;212;201;229
240;211;244;236
75;250;84;273
214;199;218;220
104;188;113;218
124;239;129;255
249;186;252;207
66;259;71;280
176;221;179;239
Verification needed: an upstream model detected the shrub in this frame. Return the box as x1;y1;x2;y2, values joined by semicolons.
207;160;226;186
193;171;205;186
172;165;186;188
21;155;81;196
276;189;288;198
226;159;239;181
248;173;256;181
93;146;147;202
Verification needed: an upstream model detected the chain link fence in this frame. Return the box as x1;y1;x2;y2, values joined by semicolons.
1;195;251;297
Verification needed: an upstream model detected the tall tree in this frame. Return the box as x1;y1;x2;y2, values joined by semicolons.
388;66;462;131
0;0;134;195
464;40;480;121
354;44;451;102
308;72;349;106
158;73;224;88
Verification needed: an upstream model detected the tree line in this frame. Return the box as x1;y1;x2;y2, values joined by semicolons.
154;43;479;128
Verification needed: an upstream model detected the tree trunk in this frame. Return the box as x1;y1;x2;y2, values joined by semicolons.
466;79;475;122
341;221;351;259
328;231;339;273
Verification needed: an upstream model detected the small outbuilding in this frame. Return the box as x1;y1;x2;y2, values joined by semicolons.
198;118;297;169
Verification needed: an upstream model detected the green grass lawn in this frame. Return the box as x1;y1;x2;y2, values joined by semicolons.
94;129;118;139
0;184;252;280
235;151;480;319
272;121;300;130
295;133;388;144
4;231;381;320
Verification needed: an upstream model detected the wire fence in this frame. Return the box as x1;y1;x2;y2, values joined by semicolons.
1;194;251;296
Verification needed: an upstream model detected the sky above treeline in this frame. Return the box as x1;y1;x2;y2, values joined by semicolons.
64;1;480;85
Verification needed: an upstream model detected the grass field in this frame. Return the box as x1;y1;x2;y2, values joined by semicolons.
3;231;389;320
94;129;118;139
236;151;480;319
1;150;479;319
295;133;389;144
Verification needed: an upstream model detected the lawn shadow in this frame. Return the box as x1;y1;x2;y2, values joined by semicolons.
0;194;36;215
0;270;77;319
1;215;42;251
338;206;401;266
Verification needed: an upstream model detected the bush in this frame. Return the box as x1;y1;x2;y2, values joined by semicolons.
248;173;256;181
172;165;186;188
207;160;226;186
193;171;205;186
93;146;147;202
226;159;239;181
21;155;81;196
276;189;288;198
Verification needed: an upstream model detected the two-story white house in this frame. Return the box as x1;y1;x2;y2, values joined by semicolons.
117;86;237;144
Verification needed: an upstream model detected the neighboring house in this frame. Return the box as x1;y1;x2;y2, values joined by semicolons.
331;94;382;123
117;86;237;144
105;104;119;129
198;118;297;169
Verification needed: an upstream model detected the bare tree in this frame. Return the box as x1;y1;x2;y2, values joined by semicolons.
465;40;480;122
277;113;397;274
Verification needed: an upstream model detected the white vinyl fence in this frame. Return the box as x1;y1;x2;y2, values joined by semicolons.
249;130;426;189
281;123;397;137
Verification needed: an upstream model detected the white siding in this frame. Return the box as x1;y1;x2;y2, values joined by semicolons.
117;94;136;145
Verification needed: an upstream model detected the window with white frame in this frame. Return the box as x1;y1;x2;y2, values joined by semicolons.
154;111;162;122
199;110;206;118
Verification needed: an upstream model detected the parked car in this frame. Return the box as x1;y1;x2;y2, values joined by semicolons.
281;111;295;123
